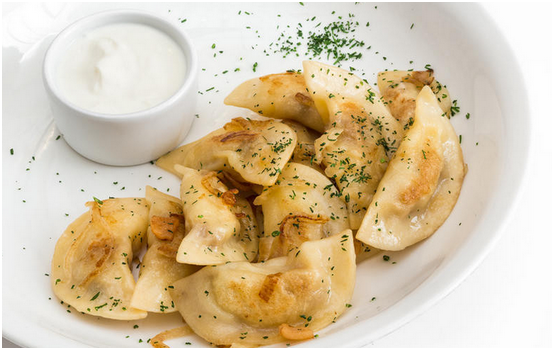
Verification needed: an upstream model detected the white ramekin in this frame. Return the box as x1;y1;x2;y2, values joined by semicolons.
43;10;198;166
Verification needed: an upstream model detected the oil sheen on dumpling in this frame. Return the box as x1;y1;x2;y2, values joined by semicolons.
356;86;465;251
51;198;149;320
176;166;260;265
303;61;390;229
131;186;199;313
156;118;297;187
303;60;402;154
254;162;349;261
170;230;356;347
377;70;452;131
224;72;325;132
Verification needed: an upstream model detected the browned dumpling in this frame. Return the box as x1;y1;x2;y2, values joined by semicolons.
170;231;356;347
176;166;260;265
130;186;199;313
377;70;452;132
224;72;325;132
254;162;349;261
51;198;150;320
356;86;465;250
302;60;403;155
156;118;297;187
303;61;392;229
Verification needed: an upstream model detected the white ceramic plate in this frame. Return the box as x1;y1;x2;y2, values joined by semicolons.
2;2;529;347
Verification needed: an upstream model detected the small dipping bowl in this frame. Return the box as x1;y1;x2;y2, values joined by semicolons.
43;10;198;166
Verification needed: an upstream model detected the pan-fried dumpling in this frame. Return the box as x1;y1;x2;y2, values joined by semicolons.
224;72;325;132
170;230;356;347
377;70;452;131
303;62;390;229
312;104;389;229
254;162;349;261
176;166;260;265
131;186;200;313
51;198;149;320
157;118;297;187
282;120;323;172
356;86;465;250
302;60;402;154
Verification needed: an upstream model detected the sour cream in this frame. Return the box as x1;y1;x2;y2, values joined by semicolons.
56;22;187;115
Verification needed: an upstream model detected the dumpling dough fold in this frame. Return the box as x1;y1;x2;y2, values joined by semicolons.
157;118;297;187
356;86;465;250
170;230;356;347
224;72;325;132
51;198;149;320
176;166;260;265
254;162;349;261
130;186;199;313
303;61;391;228
377;69;452;133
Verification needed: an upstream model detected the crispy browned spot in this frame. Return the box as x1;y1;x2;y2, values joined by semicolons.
201;172;240;207
78;235;112;286
383;87;416;125
278;324;314;340
399;146;443;205
218;130;259;143
411;70;435;86
294;92;315;107
201;171;228;196
65;205;114;287
151;215;180;241
272;214;330;257
279;214;329;242
157;214;185;258
223;117;274;132
258;272;282;302
216;270;318;326
382;70;435;125
221;189;239;206
260;72;299;94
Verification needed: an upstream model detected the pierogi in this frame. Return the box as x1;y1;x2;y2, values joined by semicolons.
356;86;465;250
170;231;356;347
254;162;349;261
157;117;297;187
52;60;466;347
176;166;260;265
130;187;199;313
51;198;150;320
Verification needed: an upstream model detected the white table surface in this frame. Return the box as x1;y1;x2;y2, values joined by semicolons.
2;2;552;348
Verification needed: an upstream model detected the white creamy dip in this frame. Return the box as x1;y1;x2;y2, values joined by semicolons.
57;22;187;115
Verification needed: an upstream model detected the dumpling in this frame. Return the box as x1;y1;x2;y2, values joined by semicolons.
170;230;356;347
254;162;349;261
51;198;150;320
157;118;297;187
356;86;466;251
302;60;403;155
130;186;199;313
303;61;390;229
377;70;452;131
176;166;260;265
224;72;325;132
282;120;323;172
